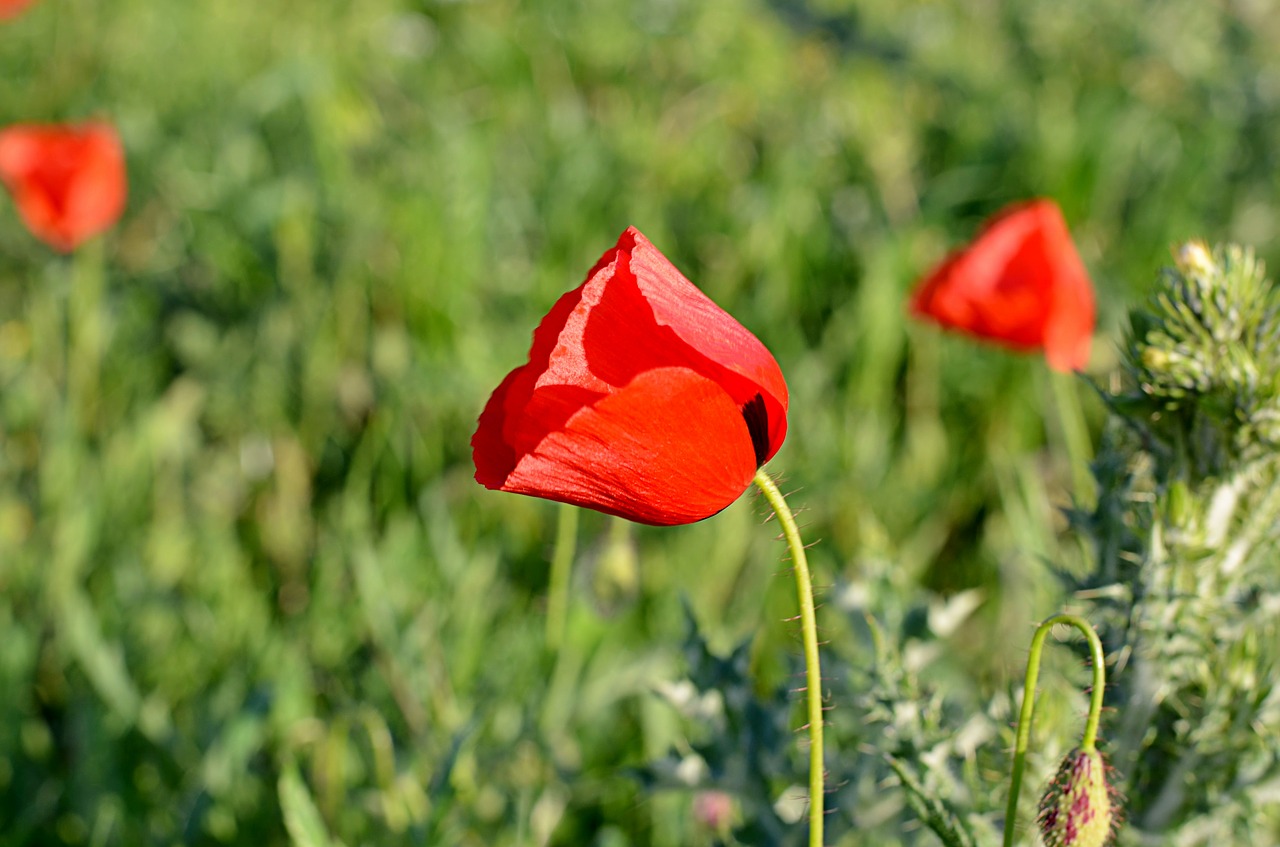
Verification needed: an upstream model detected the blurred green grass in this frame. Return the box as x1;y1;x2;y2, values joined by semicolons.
3;0;1280;844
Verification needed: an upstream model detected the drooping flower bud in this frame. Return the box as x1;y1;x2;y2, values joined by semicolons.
1037;748;1119;847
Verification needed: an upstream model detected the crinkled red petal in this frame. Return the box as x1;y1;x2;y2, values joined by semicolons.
491;367;759;525
620;228;788;460
472;226;789;524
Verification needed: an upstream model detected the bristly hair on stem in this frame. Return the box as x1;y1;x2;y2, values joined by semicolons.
753;469;827;847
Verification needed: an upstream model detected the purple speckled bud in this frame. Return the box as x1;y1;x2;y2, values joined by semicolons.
1037;748;1119;847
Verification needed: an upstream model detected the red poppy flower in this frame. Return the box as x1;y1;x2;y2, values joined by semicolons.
0;0;37;21
0;121;127;252
909;199;1095;372
472;226;788;526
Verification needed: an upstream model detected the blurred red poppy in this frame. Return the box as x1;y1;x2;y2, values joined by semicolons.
909;200;1095;372
0;0;37;21
0;121;127;252
473;226;788;526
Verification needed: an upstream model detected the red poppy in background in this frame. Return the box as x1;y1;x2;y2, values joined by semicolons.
0;121;127;252
473;226;788;526
0;0;37;21
909;200;1095;372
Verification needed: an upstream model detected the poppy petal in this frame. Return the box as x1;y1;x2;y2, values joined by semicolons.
1039;215;1095;372
0;122;127;252
491;367;760;526
473;226;789;525
559;228;787;463
620;228;789;459
0;0;36;21
909;200;1095;372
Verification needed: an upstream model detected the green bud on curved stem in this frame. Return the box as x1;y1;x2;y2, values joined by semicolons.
1002;614;1106;847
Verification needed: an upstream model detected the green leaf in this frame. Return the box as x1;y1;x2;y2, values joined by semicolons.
279;760;347;847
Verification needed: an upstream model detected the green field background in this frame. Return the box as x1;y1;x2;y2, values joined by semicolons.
1;0;1277;844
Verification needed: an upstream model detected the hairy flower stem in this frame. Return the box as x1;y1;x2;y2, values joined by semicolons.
753;469;824;847
1003;614;1106;847
546;503;579;651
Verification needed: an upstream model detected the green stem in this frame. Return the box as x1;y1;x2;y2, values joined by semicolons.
1048;370;1096;508
67;239;105;431
753;469;824;847
1002;613;1106;847
545;502;578;651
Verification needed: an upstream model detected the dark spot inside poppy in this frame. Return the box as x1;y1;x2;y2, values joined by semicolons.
741;393;770;467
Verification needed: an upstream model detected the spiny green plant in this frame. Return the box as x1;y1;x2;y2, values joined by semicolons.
1076;242;1280;842
826;242;1280;847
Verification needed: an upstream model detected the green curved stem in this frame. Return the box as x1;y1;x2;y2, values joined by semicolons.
1002;613;1106;847
753;469;824;847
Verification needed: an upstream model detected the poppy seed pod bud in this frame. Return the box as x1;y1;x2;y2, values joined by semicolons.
1037;748;1118;847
